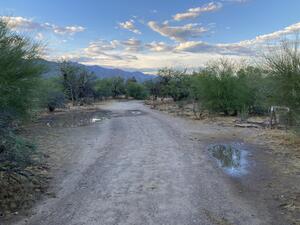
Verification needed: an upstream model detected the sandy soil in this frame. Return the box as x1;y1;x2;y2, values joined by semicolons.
3;100;299;225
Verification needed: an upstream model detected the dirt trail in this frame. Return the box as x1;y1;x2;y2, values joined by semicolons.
6;101;297;225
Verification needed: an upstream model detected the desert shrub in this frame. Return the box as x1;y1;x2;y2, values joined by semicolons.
94;77;127;99
0;123;36;172
46;91;65;112
0;21;43;119
156;68;174;99
189;74;207;118
38;78;65;112
189;59;268;116
60;62;96;105
195;59;241;115
237;66;272;114
264;40;300;126
0;20;49;215
0;19;43;170
168;75;191;102
94;78;113;99
144;79;161;100
126;82;148;100
110;77;126;98
156;68;191;101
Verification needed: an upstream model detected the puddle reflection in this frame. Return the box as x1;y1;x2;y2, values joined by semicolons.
208;144;248;176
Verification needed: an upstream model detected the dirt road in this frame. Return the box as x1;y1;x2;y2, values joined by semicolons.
11;101;284;225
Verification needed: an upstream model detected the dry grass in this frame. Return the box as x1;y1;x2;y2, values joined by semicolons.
252;129;300;175
0;164;51;217
258;129;300;147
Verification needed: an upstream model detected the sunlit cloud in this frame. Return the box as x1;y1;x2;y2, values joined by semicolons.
145;41;173;52
120;38;143;52
148;21;209;42
84;40;120;55
118;19;141;34
235;22;300;46
1;16;85;35
173;2;222;21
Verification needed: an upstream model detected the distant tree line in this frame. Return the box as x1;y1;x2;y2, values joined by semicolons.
54;62;148;108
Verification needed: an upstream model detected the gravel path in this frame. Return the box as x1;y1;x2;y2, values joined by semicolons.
13;101;272;225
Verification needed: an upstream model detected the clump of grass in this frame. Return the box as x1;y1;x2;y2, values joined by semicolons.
259;129;300;149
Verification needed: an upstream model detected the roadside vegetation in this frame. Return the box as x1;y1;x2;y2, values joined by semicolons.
145;42;300;130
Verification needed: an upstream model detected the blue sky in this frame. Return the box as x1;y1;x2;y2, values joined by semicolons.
1;0;300;73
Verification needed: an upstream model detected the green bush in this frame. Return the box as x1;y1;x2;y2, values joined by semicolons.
195;59;242;115
154;60;271;117
264;40;300;126
126;82;148;100
0;21;44;118
0;20;43;172
94;77;127;99
38;78;65;112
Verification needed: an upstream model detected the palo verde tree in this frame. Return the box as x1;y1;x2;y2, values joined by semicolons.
126;82;148;100
198;58;240;115
264;40;300;125
0;19;44;172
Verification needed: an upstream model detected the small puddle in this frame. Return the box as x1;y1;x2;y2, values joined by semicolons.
208;143;248;176
111;110;145;118
129;110;142;115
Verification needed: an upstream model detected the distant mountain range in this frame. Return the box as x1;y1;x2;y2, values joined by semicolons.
39;59;156;82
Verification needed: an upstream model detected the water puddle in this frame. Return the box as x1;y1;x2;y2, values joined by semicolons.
39;110;111;128
208;143;248;176
129;110;142;115
38;109;145;128
111;110;145;118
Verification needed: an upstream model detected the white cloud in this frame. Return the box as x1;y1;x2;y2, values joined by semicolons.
84;40;119;56
1;16;42;30
145;41;173;52
173;22;300;55
52;25;85;35
173;2;222;21
119;19;141;34
148;21;208;42
59;49;138;64
1;16;85;36
236;22;300;46
174;41;253;55
121;38;142;52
